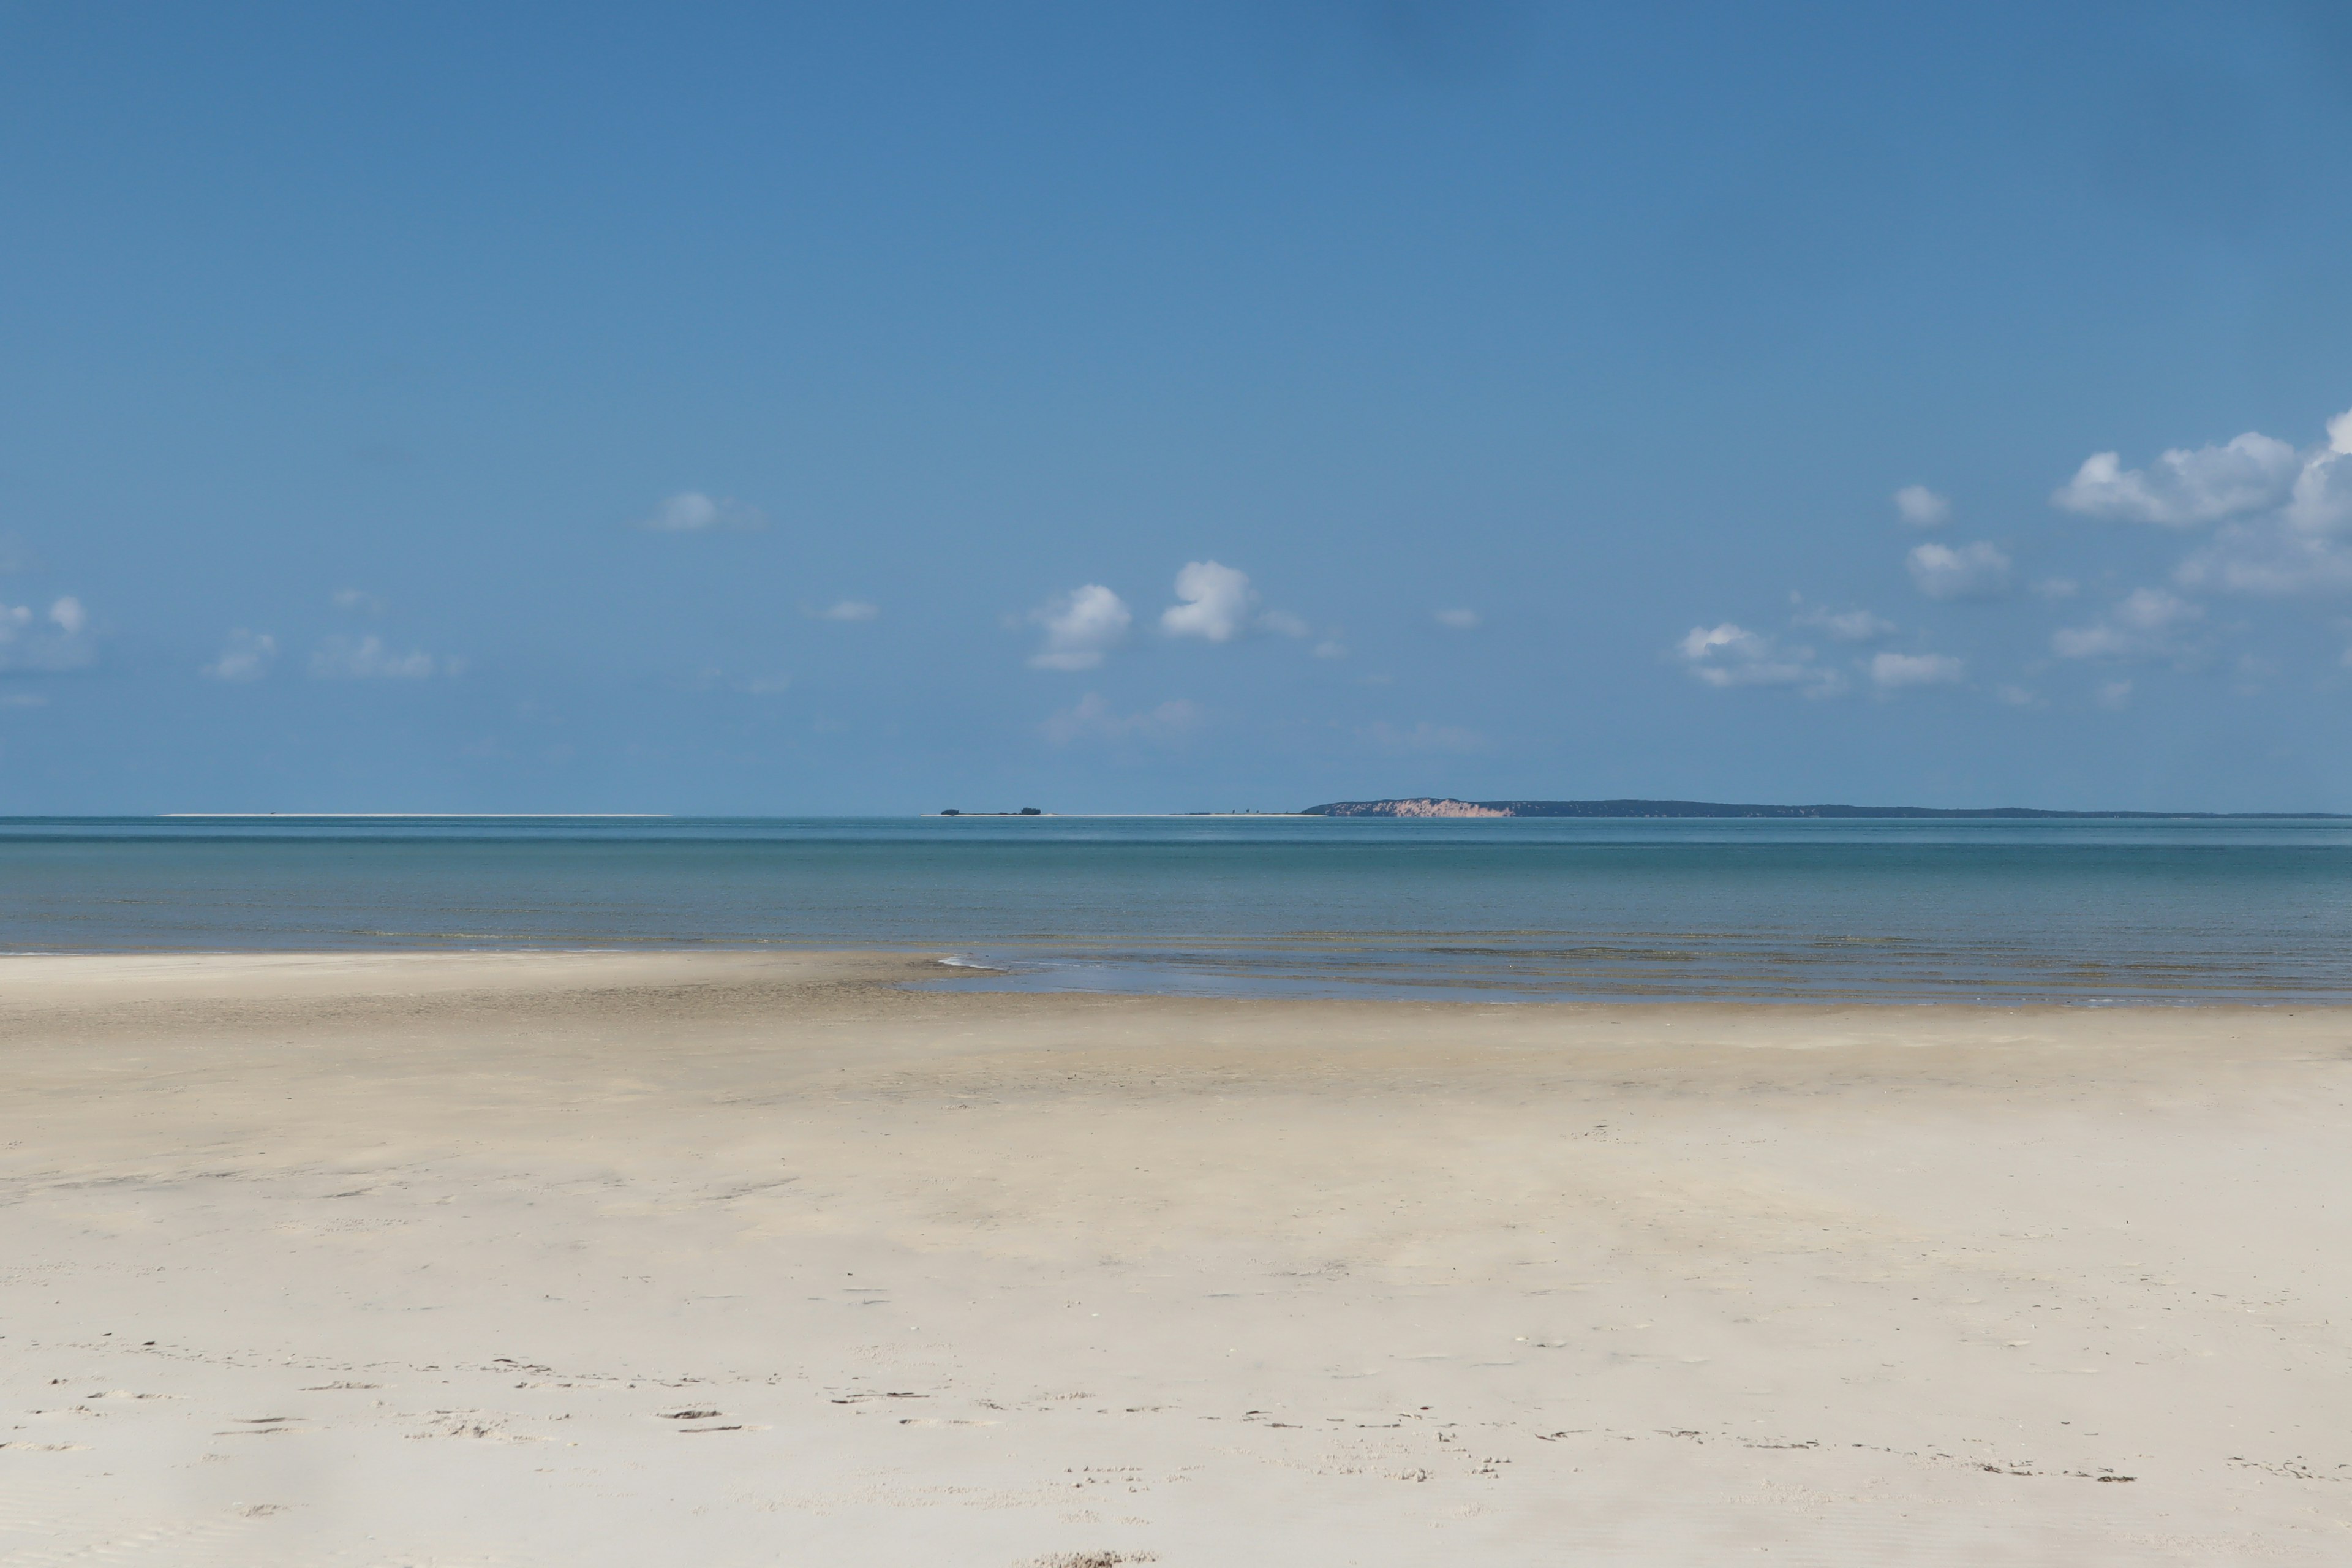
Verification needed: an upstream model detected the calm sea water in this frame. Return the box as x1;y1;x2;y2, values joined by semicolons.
2;815;2348;1003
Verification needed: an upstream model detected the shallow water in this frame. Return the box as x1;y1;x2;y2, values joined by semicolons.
2;815;2348;1003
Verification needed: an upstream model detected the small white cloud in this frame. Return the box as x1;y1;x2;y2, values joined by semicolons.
2029;577;2080;600
1907;540;2013;601
1358;718;1485;753
309;635;457;679
1041;692;1202;745
638;491;767;532
2095;679;2134;710
2051;587;2204;660
1028;584;1132;671
333;589;386;615
1676;622;1841;694
1996;684;2043;708
815;600;879;622
1161;561;1256;643
1434;608;1482;630
1869;650;1964;689
202;630;276;682
1793;602;1896;642
1313;639;1348;660
1257;609;1311;638
2052;432;2301;527
48;597;85;634
1893;485;1951;528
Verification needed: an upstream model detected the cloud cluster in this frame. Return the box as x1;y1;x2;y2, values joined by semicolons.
1028;584;1132;670
0;597;94;673
1869;650;1964;689
1793;601;1896;642
202;630;277;682
1041;692;1202;745
638;491;767;532
2053;432;2303;527
2051;587;2205;662
1677;623;1842;695
2039;410;2352;601
1679;599;1968;698
1683;403;2352;713
1906;540;2013;601
1893;485;1951;528
1161;560;1256;642
309;635;463;679
1027;562;1320;669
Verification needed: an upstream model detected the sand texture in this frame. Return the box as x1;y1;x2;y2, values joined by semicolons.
3;951;2350;1565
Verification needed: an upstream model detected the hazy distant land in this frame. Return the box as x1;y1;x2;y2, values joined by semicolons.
1302;796;2345;820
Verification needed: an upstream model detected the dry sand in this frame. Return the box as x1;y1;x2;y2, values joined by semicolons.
2;950;2349;1566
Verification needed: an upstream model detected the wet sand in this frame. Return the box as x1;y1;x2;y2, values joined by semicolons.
2;951;2349;1565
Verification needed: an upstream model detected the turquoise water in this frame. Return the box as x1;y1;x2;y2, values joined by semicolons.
2;815;2349;1003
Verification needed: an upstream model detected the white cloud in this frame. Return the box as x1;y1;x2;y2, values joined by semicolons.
1041;692;1202;745
1996;684;2043;708
0;597;94;672
815;600;879;622
2095;679;2134;710
2027;408;2352;598
1357;718;1485;753
2051;587;2204;660
333;588;386;615
202;630;276;682
1258;609;1311;638
309;635;459;679
1793;602;1896;642
2029;577;2079;600
1676;622;1841;694
1869;650;1964;689
1434;607;1482;630
1907;540;2013;601
1028;584;1132;671
2052;432;2301;527
638;491;766;532
1161;560;1256;643
1893;485;1951;528
1313;639;1348;660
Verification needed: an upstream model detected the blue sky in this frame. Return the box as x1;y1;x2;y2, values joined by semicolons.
4;1;2351;812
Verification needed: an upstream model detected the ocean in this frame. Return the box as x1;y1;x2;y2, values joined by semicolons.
2;814;2348;1003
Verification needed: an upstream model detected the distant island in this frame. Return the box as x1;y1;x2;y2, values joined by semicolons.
1301;797;2342;820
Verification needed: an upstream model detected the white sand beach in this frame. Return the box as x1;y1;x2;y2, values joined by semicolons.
3;951;2348;1565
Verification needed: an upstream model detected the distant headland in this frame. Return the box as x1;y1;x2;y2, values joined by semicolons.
1300;797;2344;820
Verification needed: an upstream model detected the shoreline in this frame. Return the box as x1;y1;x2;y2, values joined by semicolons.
5;950;2348;1564
1;946;2342;1010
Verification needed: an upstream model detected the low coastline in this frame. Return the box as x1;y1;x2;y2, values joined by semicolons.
4;951;2347;1564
